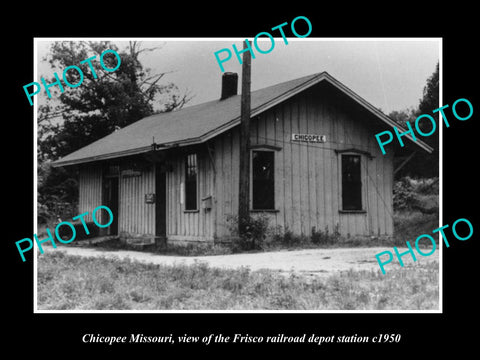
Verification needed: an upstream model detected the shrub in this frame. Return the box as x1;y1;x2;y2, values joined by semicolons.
37;197;78;226
56;221;100;241
393;176;439;214
415;177;439;195
226;213;270;250
37;161;78;224
311;224;340;245
393;177;415;211
37;202;53;225
270;226;306;247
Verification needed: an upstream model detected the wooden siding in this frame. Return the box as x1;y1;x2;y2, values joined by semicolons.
77;84;394;241
213;85;394;238
78;162;156;240
118;163;156;240
78;154;215;242
167;151;215;241
214;129;240;238
78;165;103;222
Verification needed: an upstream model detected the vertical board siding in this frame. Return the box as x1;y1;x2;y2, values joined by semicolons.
290;98;302;235
306;93;317;234
383;152;394;234
241;87;394;238
119;163;155;238
281;103;293;233
299;97;310;235
78;165;102;222
273;109;283;230
214;130;239;238
321;102;330;232
78;87;394;241
167;151;214;241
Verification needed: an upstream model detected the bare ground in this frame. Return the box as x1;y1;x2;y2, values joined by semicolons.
41;245;439;278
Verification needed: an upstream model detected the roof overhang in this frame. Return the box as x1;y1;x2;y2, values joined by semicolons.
52;72;432;167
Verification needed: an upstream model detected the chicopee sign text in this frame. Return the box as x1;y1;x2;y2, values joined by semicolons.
291;133;326;143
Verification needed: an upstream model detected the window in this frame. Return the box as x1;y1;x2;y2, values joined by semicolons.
185;154;198;210
252;151;274;210
341;154;362;210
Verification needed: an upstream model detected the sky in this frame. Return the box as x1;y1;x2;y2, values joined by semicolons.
36;38;440;115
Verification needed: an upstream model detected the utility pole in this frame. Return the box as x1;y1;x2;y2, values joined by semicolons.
238;40;251;243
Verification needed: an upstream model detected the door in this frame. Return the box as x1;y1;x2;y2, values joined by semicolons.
155;164;167;238
102;177;119;236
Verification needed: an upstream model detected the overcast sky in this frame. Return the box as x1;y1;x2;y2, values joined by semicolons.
36;38;440;115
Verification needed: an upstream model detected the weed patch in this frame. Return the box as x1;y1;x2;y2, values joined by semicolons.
37;252;439;311
393;210;439;244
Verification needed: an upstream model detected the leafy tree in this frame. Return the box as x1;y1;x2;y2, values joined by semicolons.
38;41;192;221
388;107;417;126
418;62;439;116
39;41;191;161
390;62;439;178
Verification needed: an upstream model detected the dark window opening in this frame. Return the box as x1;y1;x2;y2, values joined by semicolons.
185;154;198;210
252;151;274;210
342;154;362;210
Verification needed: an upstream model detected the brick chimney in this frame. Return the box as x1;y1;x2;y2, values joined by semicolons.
220;72;238;100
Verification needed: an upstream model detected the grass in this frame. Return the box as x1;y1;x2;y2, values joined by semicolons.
37;251;439;311
393;210;439;244
84;239;236;256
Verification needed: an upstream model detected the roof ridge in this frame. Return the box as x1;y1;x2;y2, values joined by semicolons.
53;70;432;167
154;71;327;114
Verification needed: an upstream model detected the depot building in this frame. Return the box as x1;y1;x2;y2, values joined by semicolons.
53;71;432;245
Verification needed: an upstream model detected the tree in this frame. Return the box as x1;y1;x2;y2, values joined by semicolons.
38;41;192;221
38;41;191;161
418;62;439;116
389;62;439;178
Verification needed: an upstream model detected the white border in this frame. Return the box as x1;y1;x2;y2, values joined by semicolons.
438;39;443;313
33;37;443;314
33;38;39;310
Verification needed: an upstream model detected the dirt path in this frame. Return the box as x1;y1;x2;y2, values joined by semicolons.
42;245;439;278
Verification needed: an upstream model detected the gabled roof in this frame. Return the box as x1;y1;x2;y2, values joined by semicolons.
53;71;433;167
